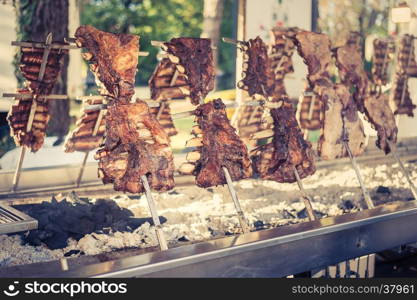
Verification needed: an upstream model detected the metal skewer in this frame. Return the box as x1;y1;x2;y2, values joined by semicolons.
222;167;250;233
11;33;53;192
343;140;374;209
140;175;168;251
292;165;316;221
2;93;68;100
387;140;417;200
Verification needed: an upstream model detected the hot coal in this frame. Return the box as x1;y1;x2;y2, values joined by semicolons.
18;197;165;250
376;186;391;194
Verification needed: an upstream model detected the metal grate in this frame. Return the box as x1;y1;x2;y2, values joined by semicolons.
0;204;37;234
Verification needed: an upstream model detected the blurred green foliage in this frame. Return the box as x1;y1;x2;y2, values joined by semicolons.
80;0;236;89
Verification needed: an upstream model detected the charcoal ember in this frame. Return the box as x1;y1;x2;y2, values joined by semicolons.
339;199;356;211
163;38;215;105
74;25;139;104
376;185;391;194
64;250;82;257
372;38;395;86
19;198;140;249
96;100;175;193
64;97;106;152
237;36;275;97
179;99;252;188
250;101;316;183
6;89;50;152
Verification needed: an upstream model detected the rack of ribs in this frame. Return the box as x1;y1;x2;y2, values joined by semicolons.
237;36;275;97
162;37;215;105
147;58;182;136
297;89;323;131
293;31;367;159
250;101;316;183
96;100;175;193
178;99;252;188
64;97;106;152
7;44;67;152
390;34;417;117
7;89;50;152
372;38;395;87
74;25;139;104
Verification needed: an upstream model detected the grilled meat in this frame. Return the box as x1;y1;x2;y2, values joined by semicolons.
237;36;275;97
250;101;316;183
74;25;139;104
162;38;215;105
293;31;333;89
178;99;252;188
95;100;175;193
334;36;369;111
64;97;106;152
149;58;189;101
318;84;367;160
297;90;323;131
7;42;67;152
7;89;50;152
390;35;417;117
372;38;395;87
364;94;398;154
149;100;178;137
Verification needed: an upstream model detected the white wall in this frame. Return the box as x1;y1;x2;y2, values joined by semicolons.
246;0;311;99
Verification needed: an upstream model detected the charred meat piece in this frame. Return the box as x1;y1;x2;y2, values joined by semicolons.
238;36;275;97
74;25;139;104
7;89;50;152
292;31;333;89
149;58;189;101
163;38;215;105
250;101;316;183
179;99;252;188
334;35;369;111
149;100;178;137
64;97;106;152
20;45;68;95
318;84;367;160
391;35;417;117
95;100;175;194
372;38;395;86
269;28;298;99
364;94;398;154
391;74;416;117
297;90;323;131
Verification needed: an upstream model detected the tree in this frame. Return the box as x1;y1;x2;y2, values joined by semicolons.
15;0;70;142
201;0;224;89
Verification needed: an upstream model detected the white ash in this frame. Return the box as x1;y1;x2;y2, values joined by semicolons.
0;161;415;268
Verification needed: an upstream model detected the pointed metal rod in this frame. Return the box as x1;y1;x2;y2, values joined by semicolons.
222;167;250;233
292;165;316;221
140;175;168;251
388;141;417;200
343;141;374;209
11;147;26;192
